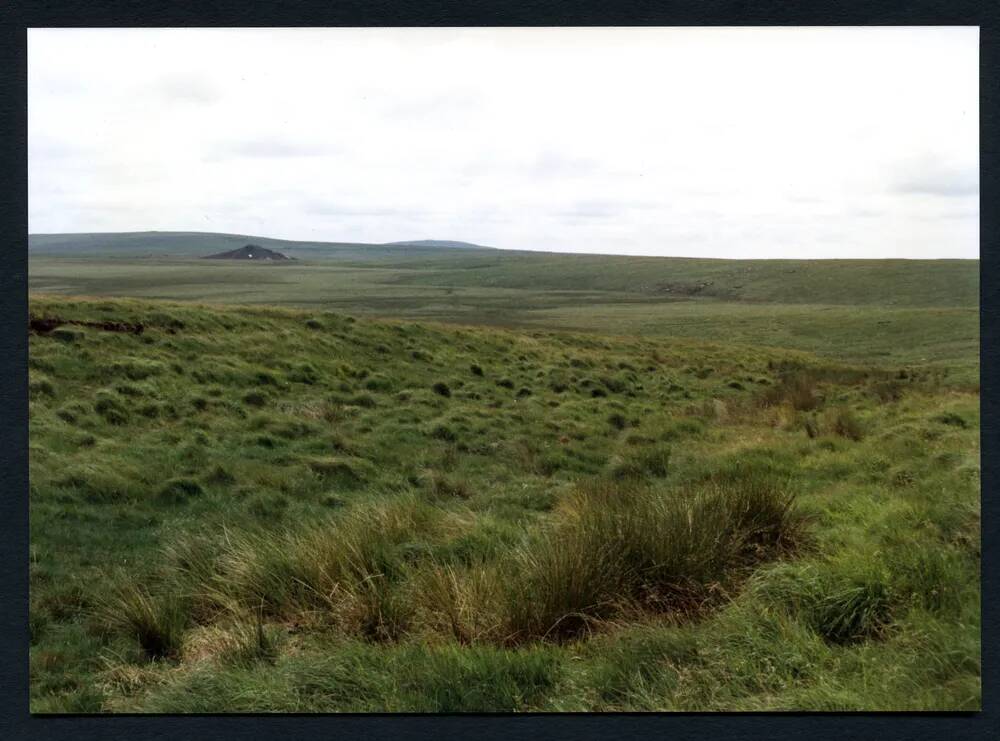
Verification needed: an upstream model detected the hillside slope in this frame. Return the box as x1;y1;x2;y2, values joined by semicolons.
28;296;980;712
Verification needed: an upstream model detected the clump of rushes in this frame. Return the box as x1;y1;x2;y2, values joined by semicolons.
608;443;671;480
93;391;129;425
29;375;56;398
749;560;894;645
422;470;472;500
933;411;968;428
158;477;205;505
216;607;283;667
242;391;267;407
429;424;457;442
420;475;803;645
608;412;628;431
832;409;865;441
758;370;820;412
167;495;445;638
349;393;378;408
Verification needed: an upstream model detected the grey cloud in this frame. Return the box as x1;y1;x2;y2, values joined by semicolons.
302;200;427;219
31;74;86;97
565;207;613;222
29;134;96;161
910;205;980;222
532;151;602;179
557;199;621;222
210;201;256;215
229;140;330;158
40;197;144;215
379;90;482;120
206;139;337;161
891;155;978;197
940;206;980;219
817;231;848;244
30;142;82;161
462;151;621;181
154;75;222;104
463;208;514;224
558;197;668;223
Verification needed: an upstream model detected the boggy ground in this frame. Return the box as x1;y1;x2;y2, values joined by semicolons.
28;296;980;712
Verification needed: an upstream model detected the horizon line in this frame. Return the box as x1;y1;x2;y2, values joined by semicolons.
27;229;980;262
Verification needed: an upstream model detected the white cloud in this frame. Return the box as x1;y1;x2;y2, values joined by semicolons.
29;27;979;258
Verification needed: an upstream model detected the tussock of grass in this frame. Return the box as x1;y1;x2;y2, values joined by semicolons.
528;478;796;637
160;497;446;637
98;582;188;660
242;391;268;407
303;456;373;486
416;474;802;646
749;539;976;648
751;561;894;644
29;375;56;398
421;470;472;500
608;443;671;480
214;611;284;667
758;372;820;411
158;478;205;505
832;408;865;441
933;411;968;428
93;391;130;425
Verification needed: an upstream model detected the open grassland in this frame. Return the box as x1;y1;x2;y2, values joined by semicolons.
28;296;980;712
28;232;977;309
28;253;978;377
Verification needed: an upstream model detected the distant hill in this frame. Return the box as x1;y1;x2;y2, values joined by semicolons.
28;231;493;259
29;232;379;259
384;239;493;250
204;244;291;261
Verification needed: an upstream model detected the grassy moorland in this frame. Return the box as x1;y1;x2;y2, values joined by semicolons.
28;246;978;374
28;291;980;712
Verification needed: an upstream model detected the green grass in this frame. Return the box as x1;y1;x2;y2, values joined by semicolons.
27;291;979;712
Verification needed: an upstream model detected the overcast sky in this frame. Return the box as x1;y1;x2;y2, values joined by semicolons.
29;27;978;258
